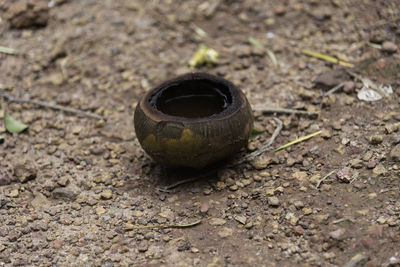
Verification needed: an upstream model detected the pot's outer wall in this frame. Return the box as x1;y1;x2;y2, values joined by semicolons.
134;76;254;168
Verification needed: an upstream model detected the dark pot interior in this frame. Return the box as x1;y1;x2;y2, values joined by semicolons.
150;79;233;118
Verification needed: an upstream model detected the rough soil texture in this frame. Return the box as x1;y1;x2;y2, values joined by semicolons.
1;0;400;266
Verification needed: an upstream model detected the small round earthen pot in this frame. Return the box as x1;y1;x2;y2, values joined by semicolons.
134;72;253;168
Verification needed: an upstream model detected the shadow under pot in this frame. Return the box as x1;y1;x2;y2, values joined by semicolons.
134;72;254;168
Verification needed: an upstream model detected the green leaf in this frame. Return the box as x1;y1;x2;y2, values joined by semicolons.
4;112;28;133
249;128;265;141
248;37;263;48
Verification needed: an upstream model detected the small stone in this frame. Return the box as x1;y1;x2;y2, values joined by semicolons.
377;217;386;224
14;161;37;183
343;81;356;94
360;237;379;251
215;181;226;190
191;247;199;253
53;239;63;249
303;208;313;215
382;41;398;53
372;164;386;176
314;70;349;88
209;218;226;226
5;0;49;29
320;129;332;139
72;125;82;135
350;158;363;169
96;206;106;215
31;191;50;210
57;176;70;187
336;167;351;183
138;240;148;252
52;186;79;200
229;184;238;191
294;225;305;236
329;228;346;240
292;171;308;181
251;156;272;170
218;227;233;238
344;253;369;267
390;144;400;162
369;135;383;145
100;189;113;200
7;188;19;198
200;202;209;214
177;241;191;251
274;5;286;16
293;201;305;209
234;215;247;225
268;196;280;207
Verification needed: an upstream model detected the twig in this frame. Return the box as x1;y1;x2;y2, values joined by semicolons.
301;49;354;68
332;217;355;224
156;168;217;191
252;106;318;117
276;130;322;151
124;219;202;231
0;91;105;120
316;170;336;188
231;117;283;165
157;118;283;191
0;45;18;55
323;82;346;96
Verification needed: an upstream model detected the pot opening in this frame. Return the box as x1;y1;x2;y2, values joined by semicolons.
155;80;232;118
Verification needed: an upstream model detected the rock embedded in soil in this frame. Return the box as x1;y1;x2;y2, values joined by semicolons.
14;161;37;183
5;0;49;29
390;144;400;162
382;41;398;53
268;196;280;207
313;70;349;89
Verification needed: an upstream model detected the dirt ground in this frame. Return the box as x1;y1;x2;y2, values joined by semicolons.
1;0;400;266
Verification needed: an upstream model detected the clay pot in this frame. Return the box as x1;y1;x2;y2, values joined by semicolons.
134;72;253;168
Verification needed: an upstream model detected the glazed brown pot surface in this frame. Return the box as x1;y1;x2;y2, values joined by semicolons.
134;72;253;168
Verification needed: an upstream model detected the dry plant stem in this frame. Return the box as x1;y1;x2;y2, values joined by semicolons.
158;117;283;191
124;219;202;230
323;82;345;96
231;117;283;165
316;170;336;188
253;106;318;117
0;91;105;120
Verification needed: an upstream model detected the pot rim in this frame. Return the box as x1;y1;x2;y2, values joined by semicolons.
140;72;245;123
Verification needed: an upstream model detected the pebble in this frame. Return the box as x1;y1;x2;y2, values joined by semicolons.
313;70;349;88
372;164;386;176
368;135;383;145
343;81;356;93
390;144;400;162
382;41;398;53
344;253;369;267
209;218;227;226
100;189;113;200
329;228;346;240
234;215;247;225
268;196;280;207
336;167;351;183
137;240;148;252
7;188;19;198
96;206;106;215
218;227;233;238
14;161;37;183
251;156;272;170
293;200;305;209
200;202;209;214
